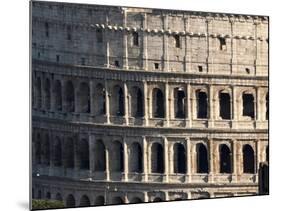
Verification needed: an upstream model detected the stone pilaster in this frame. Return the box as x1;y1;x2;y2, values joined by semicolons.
142;136;148;182
104;79;110;124
123;137;128;181
165;82;170;127
164;137;169;182
123;82;129;125
141;13;148;71
122;10;128;70
143;81;149;126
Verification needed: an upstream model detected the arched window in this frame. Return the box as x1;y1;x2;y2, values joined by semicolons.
112;85;124;116
78;82;90;113
173;143;186;173
219;144;232;173
219;92;231;119
35;77;42;109
79;195;91;207
153;88;164;118
42;134;50;166
151;143;164;173
242;93;255;119
44;78;51;110
129;142;142;173
66;194;76;207
35;134;41;165
94;140;106;171
94;196;105;206
174;88;185;119
130;197;142;203
95;84;106;115
111;196;124;205
65;81;75;112
78;139;89;170
56;193;62;201
53;80;62;111
265;93;269;120
243;144;255;173
196;143;209;173
111;141;124;172
132;32;139;46
64;138;74;169
173;34;180;48
53;137;62;167
131;87;143;118
197;91;208;119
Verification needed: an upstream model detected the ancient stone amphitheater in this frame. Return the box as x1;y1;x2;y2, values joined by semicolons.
31;1;269;208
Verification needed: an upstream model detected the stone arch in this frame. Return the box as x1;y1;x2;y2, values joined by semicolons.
44;78;51;110
219;91;231;119
95;83;106;115
111;141;124;172
64;81;75;112
196;143;209;173
56;193;63;201
66;194;76;207
174;87;186;118
219;144;232;173
151;142;164;173
152;88;164;118
242;91;255;119
42;134;50;166
64;138;74;169
112;85;124;116
130;197;142;203
131;86;143;118
35;134;41;165
243;144;255;173
173;143;186;173
35;77;42;109
111;196;124;204
94;139;106;171
94;195;105;206
129;142;143;173
78;82;90;113
79;195;91;207
53;80;62;111
196;90;208;119
78;139;89;170
53;137;62;167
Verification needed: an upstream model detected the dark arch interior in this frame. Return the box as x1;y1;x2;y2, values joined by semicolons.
197;91;208;119
219;144;232;173
94;196;105;206
219;92;231;119
65;81;75;112
66;194;76;207
175;88;186;118
197;143;209;173
94;140;106;171
130;142;143;173
79;82;90;113
79;195;91;207
64;138;74;169
242;93;255;119
243;144;255;173
173;143;186;173
112;141;124;172
151;143;164;173
54;80;62;111
78;139;89;170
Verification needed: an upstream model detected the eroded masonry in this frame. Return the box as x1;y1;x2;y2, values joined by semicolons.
32;1;269;207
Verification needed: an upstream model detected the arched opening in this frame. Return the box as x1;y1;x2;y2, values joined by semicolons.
112;85;124;116
174;88;186;118
35;77;42;109
130;197;142;203
129;142;142;173
42;134;50;166
78;139;89;170
94;196;105;206
243;144;255;173
65;81;75;112
153;88;164;118
219;144;232;173
95;84;106;115
242;93;255;119
56;193;62;201
132;32;139;46
53;80;62;111
111;141;124;172
265;93;269;120
94;140;106;171
78;82;90;113
173;143;186;173
53;137;62;167
79;195;91;207
151;143;164;173
44;78;51;110
111;196;124;204
219;92;231;119
66;194;76;207
131;87;143;118
64;138;74;169
197;91;208;119
153;197;162;202
196;143;209;173
35;134;41;165
266;146;269;162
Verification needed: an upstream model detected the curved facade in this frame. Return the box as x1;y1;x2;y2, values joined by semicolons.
31;1;269;207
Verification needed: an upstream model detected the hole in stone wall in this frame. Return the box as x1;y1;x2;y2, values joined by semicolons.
67;25;72;41
245;68;250;74
174;34;180;48
154;63;159;70
219;37;226;50
242;93;255;119
45;22;49;38
56;55;60;63
115;60;119;67
198;65;203;72
132;32;139;46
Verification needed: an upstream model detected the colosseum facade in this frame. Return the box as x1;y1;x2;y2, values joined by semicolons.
31;1;269;208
